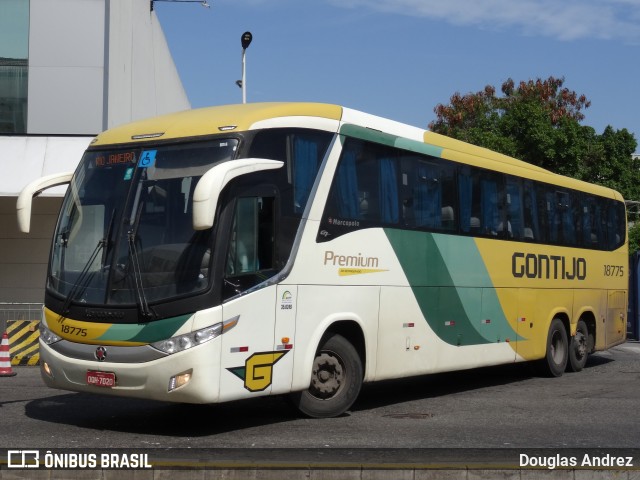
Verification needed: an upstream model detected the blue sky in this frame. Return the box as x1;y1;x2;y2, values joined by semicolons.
155;0;640;152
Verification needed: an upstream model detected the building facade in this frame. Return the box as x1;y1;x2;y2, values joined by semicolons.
0;0;191;327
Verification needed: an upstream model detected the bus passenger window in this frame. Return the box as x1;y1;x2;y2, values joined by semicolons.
410;160;456;231
522;181;539;241
247;128;333;215
607;201;625;250
557;191;577;246
505;178;524;240
321;139;401;237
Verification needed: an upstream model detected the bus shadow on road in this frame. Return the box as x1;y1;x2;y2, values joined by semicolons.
23;354;614;435
24;391;298;437
352;354;615;413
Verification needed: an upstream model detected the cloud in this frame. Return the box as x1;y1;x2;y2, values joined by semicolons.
327;0;640;42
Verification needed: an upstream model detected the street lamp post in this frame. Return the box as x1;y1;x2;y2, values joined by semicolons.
239;31;252;104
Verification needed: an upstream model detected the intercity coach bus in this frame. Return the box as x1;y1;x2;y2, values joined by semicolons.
17;103;627;418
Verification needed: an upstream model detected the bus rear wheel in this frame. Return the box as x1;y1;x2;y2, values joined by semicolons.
567;320;589;372
540;317;568;377
291;333;363;418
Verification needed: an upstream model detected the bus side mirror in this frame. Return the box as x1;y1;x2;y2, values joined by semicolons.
192;158;283;230
17;172;74;233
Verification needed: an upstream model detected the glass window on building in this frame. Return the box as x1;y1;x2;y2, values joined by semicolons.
0;0;29;134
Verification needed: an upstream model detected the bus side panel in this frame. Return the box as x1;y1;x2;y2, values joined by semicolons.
290;285;379;392
483;287;519;348
376;286;520;380
516;289;549;361
271;285;298;395
516;288;573;361
376;286;439;381
606;289;627;348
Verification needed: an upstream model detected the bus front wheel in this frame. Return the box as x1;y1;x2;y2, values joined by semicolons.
541;318;568;377
291;333;363;418
567;320;589;372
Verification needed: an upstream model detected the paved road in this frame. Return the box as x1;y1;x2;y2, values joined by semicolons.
1;342;639;455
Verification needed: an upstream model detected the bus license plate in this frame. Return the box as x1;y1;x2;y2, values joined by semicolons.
86;370;116;388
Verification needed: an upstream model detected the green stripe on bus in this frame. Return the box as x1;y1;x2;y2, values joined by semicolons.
339;124;443;158
97;314;192;343
384;229;521;346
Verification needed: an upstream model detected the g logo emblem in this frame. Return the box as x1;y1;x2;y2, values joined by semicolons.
227;351;289;392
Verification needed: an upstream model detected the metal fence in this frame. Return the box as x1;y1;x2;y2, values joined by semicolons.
0;303;42;334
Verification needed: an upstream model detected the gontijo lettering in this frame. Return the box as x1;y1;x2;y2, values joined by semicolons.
512;252;587;280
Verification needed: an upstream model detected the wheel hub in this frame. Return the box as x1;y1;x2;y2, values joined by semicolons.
310;352;344;398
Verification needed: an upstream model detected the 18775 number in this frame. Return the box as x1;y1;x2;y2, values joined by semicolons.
604;265;624;277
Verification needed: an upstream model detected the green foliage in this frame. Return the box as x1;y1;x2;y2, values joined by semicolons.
629;223;640;256
430;76;639;201
430;76;640;254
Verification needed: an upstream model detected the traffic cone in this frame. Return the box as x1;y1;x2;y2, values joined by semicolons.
0;332;17;377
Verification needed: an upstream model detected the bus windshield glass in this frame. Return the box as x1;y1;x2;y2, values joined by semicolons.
48;139;238;308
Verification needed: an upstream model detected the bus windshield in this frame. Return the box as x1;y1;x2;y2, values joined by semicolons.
48;139;238;310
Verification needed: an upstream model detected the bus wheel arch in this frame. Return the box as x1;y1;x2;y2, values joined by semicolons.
582;313;596;353
291;321;366;418
322;320;367;372
540;314;569;377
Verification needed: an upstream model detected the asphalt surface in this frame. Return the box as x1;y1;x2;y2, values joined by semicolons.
1;341;639;468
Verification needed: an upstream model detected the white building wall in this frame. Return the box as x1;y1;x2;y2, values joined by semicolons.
27;0;106;135
27;0;190;135
1;0;191;317
106;0;190;129
0;136;93;196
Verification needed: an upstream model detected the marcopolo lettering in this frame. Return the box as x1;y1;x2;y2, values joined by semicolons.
512;252;586;280
85;309;125;320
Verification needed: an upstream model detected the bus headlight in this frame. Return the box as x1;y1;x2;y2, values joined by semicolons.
39;322;62;345
151;323;223;354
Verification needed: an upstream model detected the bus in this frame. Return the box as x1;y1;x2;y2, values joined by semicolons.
17;102;628;418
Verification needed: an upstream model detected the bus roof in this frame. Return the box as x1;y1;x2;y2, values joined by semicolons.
91;103;343;146
90;102;623;201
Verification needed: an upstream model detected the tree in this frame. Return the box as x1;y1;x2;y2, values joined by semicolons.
629;222;640;255
429;76;639;202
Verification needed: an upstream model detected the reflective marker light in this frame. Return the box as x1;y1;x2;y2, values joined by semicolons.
169;369;193;392
39;322;62;345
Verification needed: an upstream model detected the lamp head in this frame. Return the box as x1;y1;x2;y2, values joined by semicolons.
241;31;253;50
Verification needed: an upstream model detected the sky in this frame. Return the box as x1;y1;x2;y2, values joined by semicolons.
155;0;640;152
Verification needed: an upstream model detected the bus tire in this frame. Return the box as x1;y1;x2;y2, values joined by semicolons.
567;320;589;372
541;317;568;377
291;333;363;418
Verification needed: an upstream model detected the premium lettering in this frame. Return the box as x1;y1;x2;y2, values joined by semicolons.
512;252;586;280
324;250;379;268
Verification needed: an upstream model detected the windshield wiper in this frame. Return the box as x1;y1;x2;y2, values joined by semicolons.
56;207;117;319
127;229;155;321
101;209;116;269
126;182;156;321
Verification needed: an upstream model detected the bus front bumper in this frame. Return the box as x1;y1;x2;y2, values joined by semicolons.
38;339;222;404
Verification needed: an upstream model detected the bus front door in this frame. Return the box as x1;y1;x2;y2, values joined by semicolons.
218;193;287;401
